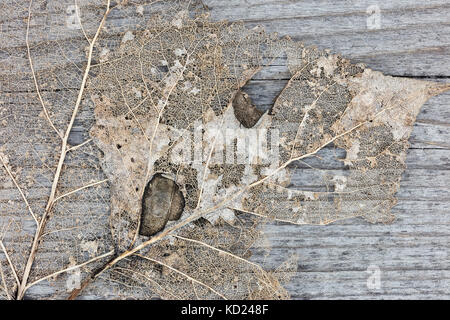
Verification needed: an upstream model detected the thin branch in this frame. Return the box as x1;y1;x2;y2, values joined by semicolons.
25;250;114;290
17;0;115;300
53;179;109;203
41;226;81;238
74;0;91;44
0;241;20;287
0;155;38;225
66;139;92;152
0;262;12;300
26;0;63;139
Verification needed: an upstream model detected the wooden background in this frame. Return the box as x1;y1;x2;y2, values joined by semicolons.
4;0;449;299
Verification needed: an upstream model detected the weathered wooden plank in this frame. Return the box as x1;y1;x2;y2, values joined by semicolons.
1;0;449;299
1;0;449;76
205;0;450;76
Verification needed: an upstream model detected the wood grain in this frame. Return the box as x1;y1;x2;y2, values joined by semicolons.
2;0;449;299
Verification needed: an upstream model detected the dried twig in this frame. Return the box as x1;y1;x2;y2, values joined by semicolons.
25;250;115;290
16;0;115;300
0;241;20;287
0;155;38;225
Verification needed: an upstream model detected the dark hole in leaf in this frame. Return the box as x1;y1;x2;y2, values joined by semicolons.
139;173;185;237
193;217;211;228
157;65;169;73
154;264;163;274
232;90;263;128
116;144;122;149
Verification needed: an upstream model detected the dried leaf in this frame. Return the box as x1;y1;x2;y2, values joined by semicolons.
0;0;448;300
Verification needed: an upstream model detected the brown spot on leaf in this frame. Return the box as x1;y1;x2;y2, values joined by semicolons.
139;174;185;237
233;90;263;128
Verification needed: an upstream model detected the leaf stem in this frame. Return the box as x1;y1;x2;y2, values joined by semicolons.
26;0;62;139
25;250;114;290
52;179;109;203
16;0;114;300
0;241;20;287
0;155;38;225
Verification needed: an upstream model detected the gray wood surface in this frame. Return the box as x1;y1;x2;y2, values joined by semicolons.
3;0;450;299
